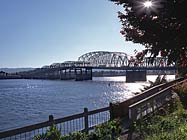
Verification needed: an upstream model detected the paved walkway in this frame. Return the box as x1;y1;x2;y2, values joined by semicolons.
119;119;130;140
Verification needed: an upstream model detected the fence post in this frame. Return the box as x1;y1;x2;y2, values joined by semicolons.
49;115;54;126
109;103;114;120
84;108;89;134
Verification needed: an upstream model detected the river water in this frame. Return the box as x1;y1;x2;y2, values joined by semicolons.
0;75;175;131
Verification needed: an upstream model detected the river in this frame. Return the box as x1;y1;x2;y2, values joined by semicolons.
0;75;175;131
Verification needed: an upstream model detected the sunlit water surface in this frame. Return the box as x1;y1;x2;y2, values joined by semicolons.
0;75;175;131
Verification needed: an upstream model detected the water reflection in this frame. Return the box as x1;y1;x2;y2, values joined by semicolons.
0;75;175;131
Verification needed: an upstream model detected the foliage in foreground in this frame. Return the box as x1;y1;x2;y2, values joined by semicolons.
132;82;187;140
111;0;187;68
133;108;187;140
134;75;168;95
34;125;62;140
34;119;122;140
142;75;167;91
173;81;187;108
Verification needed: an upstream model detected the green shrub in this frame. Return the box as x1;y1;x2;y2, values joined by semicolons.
92;119;122;140
133;109;187;140
61;132;86;140
34;125;62;140
34;119;121;140
173;82;187;108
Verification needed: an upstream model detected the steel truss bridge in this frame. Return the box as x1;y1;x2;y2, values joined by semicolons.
19;51;176;81
43;51;175;70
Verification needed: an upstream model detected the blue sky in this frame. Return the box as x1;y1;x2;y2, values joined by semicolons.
0;0;144;68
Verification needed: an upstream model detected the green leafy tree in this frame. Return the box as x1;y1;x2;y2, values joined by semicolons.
111;0;187;69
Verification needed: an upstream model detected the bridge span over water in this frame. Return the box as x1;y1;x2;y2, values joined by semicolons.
19;51;176;82
44;51;175;69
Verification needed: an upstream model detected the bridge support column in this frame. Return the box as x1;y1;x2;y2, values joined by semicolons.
60;69;67;80
60;69;76;80
126;70;147;82
75;67;92;81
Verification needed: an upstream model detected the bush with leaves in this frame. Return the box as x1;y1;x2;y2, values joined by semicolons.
91;119;122;140
34;119;122;140
132;100;187;140
143;75;167;91
34;125;62;140
173;81;187;108
61;132;87;140
133;75;168;95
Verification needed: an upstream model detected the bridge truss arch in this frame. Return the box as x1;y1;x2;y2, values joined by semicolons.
78;51;129;67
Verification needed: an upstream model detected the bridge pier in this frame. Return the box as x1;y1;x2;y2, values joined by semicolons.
58;67;92;81
75;67;92;81
126;70;147;82
60;69;75;80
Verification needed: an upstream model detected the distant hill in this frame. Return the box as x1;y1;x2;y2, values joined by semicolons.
0;68;36;73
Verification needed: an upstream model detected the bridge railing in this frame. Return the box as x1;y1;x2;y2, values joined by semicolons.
0;106;110;140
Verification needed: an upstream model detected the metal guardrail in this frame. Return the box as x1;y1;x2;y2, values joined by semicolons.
0;106;110;140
